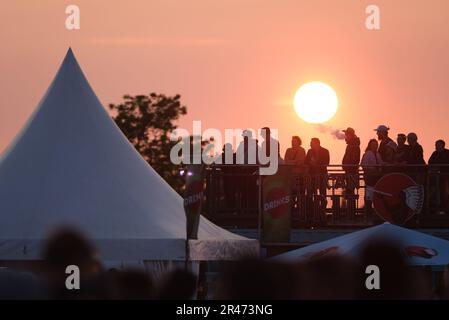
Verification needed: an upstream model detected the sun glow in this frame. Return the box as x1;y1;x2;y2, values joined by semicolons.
293;82;338;123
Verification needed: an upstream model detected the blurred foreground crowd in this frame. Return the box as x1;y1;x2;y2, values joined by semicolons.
1;228;449;300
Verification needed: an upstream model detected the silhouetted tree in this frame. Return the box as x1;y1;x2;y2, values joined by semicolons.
109;93;187;194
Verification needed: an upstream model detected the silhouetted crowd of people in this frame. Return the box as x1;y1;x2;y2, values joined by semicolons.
1;227;449;300
0;228;198;300
215;238;449;300
217;125;449;217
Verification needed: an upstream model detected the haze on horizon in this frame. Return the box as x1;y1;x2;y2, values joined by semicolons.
1;0;449;162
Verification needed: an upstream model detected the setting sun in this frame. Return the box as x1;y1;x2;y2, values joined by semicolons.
293;82;338;123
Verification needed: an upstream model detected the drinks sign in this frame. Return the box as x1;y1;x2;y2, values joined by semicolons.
262;166;291;242
183;165;205;240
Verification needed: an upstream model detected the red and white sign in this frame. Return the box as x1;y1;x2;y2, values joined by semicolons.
372;173;424;225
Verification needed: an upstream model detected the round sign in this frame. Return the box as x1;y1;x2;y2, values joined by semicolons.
372;173;424;225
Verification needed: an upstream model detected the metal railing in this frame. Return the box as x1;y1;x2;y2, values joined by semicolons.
201;164;449;228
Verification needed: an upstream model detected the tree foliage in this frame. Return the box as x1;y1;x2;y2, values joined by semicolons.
109;93;187;194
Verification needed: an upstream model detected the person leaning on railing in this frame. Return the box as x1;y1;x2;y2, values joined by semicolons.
394;133;410;172
405;132;426;184
428;139;449;214
374;125;397;172
304;138;330;221
284;136;306;166
284;136;307;212
341;127;361;198
361;139;384;216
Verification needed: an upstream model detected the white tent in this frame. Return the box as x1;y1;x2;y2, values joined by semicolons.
273;223;449;266
0;48;258;261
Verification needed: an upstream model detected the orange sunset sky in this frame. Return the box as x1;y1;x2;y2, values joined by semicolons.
1;0;449;163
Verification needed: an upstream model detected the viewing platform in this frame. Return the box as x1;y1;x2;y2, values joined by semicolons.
198;164;449;255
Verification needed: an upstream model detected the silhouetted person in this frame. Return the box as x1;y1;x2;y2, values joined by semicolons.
305;138;330;178
406;133;425;166
0;270;46;299
260;127;278;159
375;125;397;166
215;260;301;299
277;141;284;164
305;138;330;223
395;133;410;166
284;136;306;166
156;269;197;300
406;133;426;185
41;227;103;299
285;136;307;215
429;139;449;213
429;139;449;170
357;239;417;300
112;270;154;300
342;127;360;214
221;143;237;209
236;130;259;212
342;127;361;174
236;130;258;165
361;139;383;216
298;255;359;300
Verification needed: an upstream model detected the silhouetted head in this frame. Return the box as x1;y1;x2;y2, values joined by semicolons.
357;238;414;299
397;134;406;146
298;255;359;300
222;143;233;152
42;227;102;285
436;139;445;152
407;132;418;146
261;127;271;139
366;139;378;153
216;260;301;299
375;125;389;140
0;270;46;299
310;138;321;151
292;136;302;148
112;269;154;300
156;269;197;300
242;129;253;139
343;127;355;141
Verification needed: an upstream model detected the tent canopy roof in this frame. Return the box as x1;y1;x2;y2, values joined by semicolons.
0;48;258;260
274;223;449;266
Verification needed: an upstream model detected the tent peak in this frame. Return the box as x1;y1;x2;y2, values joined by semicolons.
62;47;78;66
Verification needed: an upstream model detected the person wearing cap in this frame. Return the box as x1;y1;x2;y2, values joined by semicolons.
375;125;397;165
